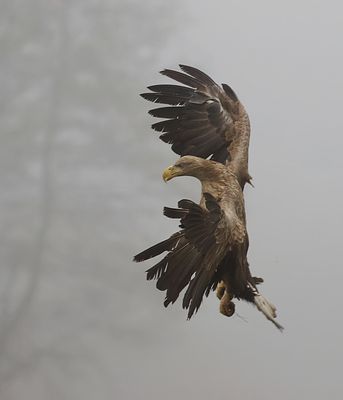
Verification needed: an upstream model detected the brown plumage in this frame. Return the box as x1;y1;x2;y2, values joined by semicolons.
141;64;252;188
135;65;283;330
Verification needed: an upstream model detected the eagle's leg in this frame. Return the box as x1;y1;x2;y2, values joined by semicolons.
216;281;226;299
218;280;235;317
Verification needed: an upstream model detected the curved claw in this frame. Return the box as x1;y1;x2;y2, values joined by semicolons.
219;291;235;317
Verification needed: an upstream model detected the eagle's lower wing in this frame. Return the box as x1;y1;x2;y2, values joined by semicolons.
141;65;250;173
134;193;238;319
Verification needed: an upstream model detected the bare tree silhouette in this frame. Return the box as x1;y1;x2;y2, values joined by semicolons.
0;1;69;384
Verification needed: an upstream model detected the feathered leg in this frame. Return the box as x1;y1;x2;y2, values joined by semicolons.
217;279;235;317
216;281;226;300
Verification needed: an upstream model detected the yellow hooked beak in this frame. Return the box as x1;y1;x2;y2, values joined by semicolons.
162;165;178;182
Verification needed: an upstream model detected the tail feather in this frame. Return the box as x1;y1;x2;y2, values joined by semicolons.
248;283;284;331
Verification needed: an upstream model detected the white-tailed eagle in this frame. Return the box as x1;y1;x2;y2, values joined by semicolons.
134;65;283;330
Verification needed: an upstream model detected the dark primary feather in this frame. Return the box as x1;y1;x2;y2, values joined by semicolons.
134;194;228;319
140;64;242;164
140;92;189;106
133;232;183;262
148;84;195;97
134;189;283;328
161;68;202;87
179;64;216;86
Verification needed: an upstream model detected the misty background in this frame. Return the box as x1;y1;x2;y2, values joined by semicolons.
1;0;343;399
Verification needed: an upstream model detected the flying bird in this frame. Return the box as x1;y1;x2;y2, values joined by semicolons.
134;65;283;330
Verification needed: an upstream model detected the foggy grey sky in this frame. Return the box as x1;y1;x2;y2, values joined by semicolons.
1;0;343;399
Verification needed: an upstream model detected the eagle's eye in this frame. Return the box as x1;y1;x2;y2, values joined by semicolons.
176;161;187;169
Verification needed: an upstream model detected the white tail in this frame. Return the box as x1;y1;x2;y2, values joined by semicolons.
248;283;284;331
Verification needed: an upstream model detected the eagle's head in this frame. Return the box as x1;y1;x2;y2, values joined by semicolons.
162;155;220;182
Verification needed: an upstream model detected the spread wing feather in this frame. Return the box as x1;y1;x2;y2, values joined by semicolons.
141;64;246;164
134;194;233;319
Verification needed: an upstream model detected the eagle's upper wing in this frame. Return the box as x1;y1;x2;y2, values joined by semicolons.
134;193;244;319
141;65;250;183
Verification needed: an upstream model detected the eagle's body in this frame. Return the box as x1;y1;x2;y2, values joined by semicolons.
134;65;283;330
